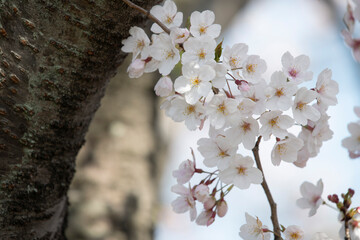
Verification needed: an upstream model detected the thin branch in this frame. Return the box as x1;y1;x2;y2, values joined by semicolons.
252;136;282;240
121;0;171;34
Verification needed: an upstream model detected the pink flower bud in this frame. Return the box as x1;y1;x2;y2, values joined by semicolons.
127;59;145;78
203;196;216;210
216;200;228;218
235;80;250;91
154;76;173;97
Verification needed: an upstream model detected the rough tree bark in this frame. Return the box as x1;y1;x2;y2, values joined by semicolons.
0;1;160;239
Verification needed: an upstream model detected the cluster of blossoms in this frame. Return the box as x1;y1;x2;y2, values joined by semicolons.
343;0;360;62
342;106;360;159
121;0;360;239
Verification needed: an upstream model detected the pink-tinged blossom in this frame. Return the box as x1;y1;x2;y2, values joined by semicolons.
315;69;338;112
223;43;249;71
167;96;205;131
292;87;320;125
194;184;210;203
259;110;294;141
154;76;173;97
344;3;355;33
219;154;263;189
182;36;216;64
150;0;183;33
266;71;298;111
241;80;267;115
170;27;189;44
197;130;237;170
127;59;145;78
216;200;228;217
226;117;259;150
196;210;215;226
239;213;271;240
172;159;195;184
296;179;323;217
284;225;304;240
271;134;304;166
242;55;267;84
149;33;180;75
282;51;313;84
342;29;360;62
121;26;150;61
174;62;215;104
171;184;197;221
190;10;221;39
206;93;238;129
342;122;360;157
311;232;333;240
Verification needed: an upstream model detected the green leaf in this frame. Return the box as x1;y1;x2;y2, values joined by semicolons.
214;40;223;62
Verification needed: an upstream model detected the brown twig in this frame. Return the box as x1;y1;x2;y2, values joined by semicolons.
344;221;351;240
252;136;282;240
121;0;171;34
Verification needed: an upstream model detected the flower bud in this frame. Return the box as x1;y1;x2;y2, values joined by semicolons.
194;184;210;203
207;211;216;226
216;200;228;218
154;76;173;97
235;80;250;91
127;59;145;78
204;196;216;210
348;188;355;197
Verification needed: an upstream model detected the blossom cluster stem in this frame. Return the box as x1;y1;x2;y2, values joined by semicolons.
252;136;282;240
121;0;171;34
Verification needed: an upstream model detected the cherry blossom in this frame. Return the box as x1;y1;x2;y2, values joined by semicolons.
282;51;313;84
284;225;304;240
241;80;267;115
239;213;271;240
194;184;210;203
342;122;360;157
150;0;183;33
172;159;195;184
171;184;197;221
170;27;189;44
174;62;215;104
296;179;323;217
206;93;238;129
182;36;216;64
149;33;180;75
271;134;304;166
315;69;338;112
196;210;215;226
127;59;145;78
344;2;355;33
121;26;150;61
154;76;173;97
223;43;248;71
226;116;259;150
266;71;297;111
242;55;267;84
259;110;294;141
219;154;263;189
216;200;228;217
292;87;320;125
190;10;221;39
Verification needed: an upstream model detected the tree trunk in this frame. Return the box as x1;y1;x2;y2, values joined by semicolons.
0;1;160;239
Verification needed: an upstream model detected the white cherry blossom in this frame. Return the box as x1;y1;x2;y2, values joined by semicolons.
150;0;183;33
121;26;150;61
150;33;180;75
167;96;205;130
242;55;267;84
205;59;227;89
170;27;189;44
342;122;360;155
226;117;259;150
174;62;215;104
182;36;217;64
266;71;297;111
271;134;304;166
197;130;237;170
196;210;215;226
296;179;323;217
241;80;267;115
154;76;173;97
219;154;263;189
284;225;304;240
292;87;320;125
259;110;294;141
190;10;221;39
172;159;195;184
282;51;313;84
239;213;271;240
223;43;249;70
315;69;339;112
206;93;238;129
171;184;197;221
342;30;360;62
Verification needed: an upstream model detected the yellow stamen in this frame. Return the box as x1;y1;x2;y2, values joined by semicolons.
199;26;207;34
241;122;251;132
269;117;278;127
246;64;257;73
186;105;195;115
217;103;227;114
296;102;306;110
166;15;173;24
198;49;206;59
275;88;284;97
166;51;175;59
237;167;246;175
192;77;200;86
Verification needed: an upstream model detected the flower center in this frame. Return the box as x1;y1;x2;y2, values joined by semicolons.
166;50;175;59
246;64;256;73
276;144;286;156
241;122;251;132
296;102;306;110
199;26;207;34
186;105;195;115
192;77;200;86
218;150;229;158
165;15;173;24
198;49;206;59
217;103;227;114
275;88;284;97
137;40;145;49
237;167;246;175
269;117;278;127
230;57;237;67
289;68;298;78
290;232;300;239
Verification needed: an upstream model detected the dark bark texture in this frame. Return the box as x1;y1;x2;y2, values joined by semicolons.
0;0;160;239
